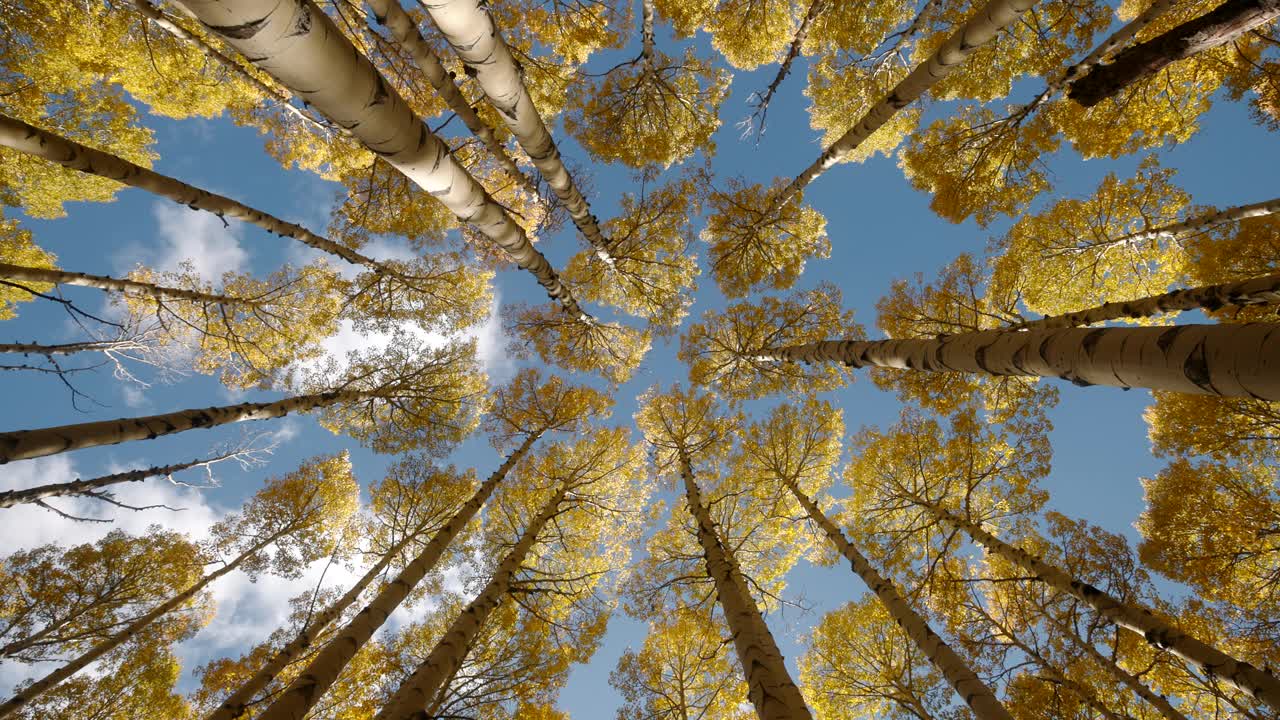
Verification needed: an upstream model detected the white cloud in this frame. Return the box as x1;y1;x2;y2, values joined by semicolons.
474;291;514;385
148;202;250;280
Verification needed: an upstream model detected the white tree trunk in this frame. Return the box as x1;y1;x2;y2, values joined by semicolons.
772;0;1039;210
420;0;616;266
1080;195;1280;251
0;391;358;463
374;479;571;720
780;477;1012;720
208;521;429;720
761;323;1280;399
911;496;1280;712
0;533;279;719
1008;273;1280;331
255;433;539;720
0;450;242;507
171;0;588;318
363;0;537;194
0;262;246;306
681;454;813;720
0;114;380;271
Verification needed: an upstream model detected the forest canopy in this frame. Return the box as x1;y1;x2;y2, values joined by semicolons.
0;0;1279;717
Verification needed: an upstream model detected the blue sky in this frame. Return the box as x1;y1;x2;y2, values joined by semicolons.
2;3;1279;716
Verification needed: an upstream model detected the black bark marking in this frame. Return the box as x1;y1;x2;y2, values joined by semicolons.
208;16;270;39
1182;338;1216;393
1156;324;1188;353
1080;328;1107;358
286;4;312;37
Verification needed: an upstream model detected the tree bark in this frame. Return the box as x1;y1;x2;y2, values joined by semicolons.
908;495;1280;712
681;453;813;720
256;433;539;720
0;263;248;306
0;533;280;719
1044;613;1190;720
758;322;1280;399
0;339;145;356
1008;272;1280;331
171;0;589;319
0;450;241;507
374;478;571;720
419;0;617;266
208;518;430;720
1073;195;1280;251
771;0;1039;211
0;391;357;463
1068;0;1280;106
362;0;538;195
0;114;381;271
779;476;1012;720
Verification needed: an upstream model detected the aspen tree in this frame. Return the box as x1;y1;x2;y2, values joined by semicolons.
744;320;1280;399
376;427;647;720
767;0;1041;212
0;437;271;509
681;283;858;402
562;170;704;334
565;0;730;168
744;400;1013;719
610;610;751;720
0;454;359;718
507;303;652;383
0;529;205;662
743;0;826;136
12;638;192;720
171;0;590;318
635;387;814;720
251;371;609;720
1068;0;1280;106
420;0;617;264
0;336;484;462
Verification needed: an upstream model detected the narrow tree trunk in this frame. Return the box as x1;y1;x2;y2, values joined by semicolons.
0;339;142;356
0;391;357;463
908;495;1280;711
256;433;539;720
748;0;825;133
779;476;1012;720
419;0;617;266
1068;0;1280;106
771;0;1039;211
0;450;241;507
0;114;380;270
1007;273;1280;331
0;263;246;306
640;0;656;61
374;479;571;720
171;0;589;319
0;534;279;719
363;0;538;195
680;453;813;720
1045;613;1190;720
759;322;1280;399
1072;195;1280;251
209;517;432;720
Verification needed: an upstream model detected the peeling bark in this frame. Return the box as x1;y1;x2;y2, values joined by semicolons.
374;477;570;720
759;323;1280;399
0;391;358;463
171;0;588;317
255;433;539;720
771;0;1040;211
1068;0;1280;106
911;496;1280;712
681;453;813;720
780;477;1012;720
420;0;616;266
1008;273;1280;331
